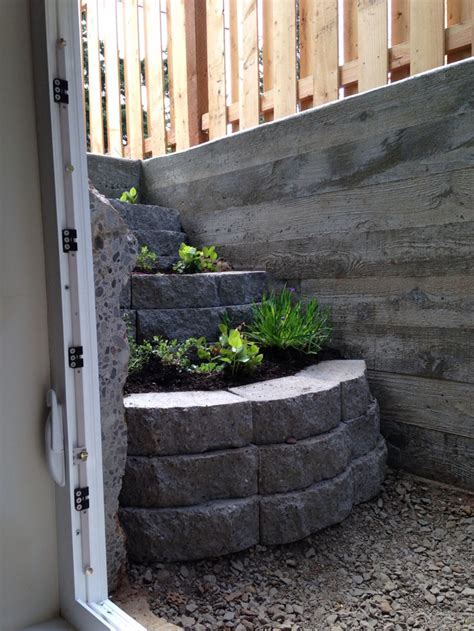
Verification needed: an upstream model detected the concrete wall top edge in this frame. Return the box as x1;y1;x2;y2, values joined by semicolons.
141;58;473;172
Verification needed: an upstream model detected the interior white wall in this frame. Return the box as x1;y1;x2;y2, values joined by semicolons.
0;1;60;628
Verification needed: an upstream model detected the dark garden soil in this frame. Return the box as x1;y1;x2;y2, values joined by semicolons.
124;347;342;395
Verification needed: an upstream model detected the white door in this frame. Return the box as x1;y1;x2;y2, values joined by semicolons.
31;1;145;629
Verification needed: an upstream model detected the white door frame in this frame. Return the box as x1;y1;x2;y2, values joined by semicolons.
31;1;144;629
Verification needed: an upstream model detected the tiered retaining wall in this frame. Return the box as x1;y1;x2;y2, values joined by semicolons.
136;60;474;490
120;360;387;563
122;270;266;341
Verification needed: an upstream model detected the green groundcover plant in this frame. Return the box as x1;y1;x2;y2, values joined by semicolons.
128;325;262;378
172;243;219;274
135;245;158;272
120;187;138;204
247;287;332;354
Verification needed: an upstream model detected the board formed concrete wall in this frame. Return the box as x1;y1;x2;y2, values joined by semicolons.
139;59;474;490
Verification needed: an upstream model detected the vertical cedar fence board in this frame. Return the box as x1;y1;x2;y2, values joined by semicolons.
80;0;473;156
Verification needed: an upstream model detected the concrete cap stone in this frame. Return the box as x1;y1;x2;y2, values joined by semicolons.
125;389;245;409
125;390;253;456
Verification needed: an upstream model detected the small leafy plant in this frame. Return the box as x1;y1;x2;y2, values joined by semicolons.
128;338;153;375
127;327;262;378
152;336;201;370
135;245;158;272
172;243;219;274
247;287;332;355
214;324;263;374
120;187;138;204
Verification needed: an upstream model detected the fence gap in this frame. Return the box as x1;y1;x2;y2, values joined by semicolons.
103;0;122;157
123;0;143;158
343;0;358;96
391;0;410;83
300;0;314;110
86;0;104;154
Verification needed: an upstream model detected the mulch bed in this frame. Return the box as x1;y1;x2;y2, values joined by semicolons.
124;347;342;395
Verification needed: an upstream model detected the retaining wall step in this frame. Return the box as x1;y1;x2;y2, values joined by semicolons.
229;375;341;444
300;360;371;420
352;438;387;505
121;360;387;562
259;438;387;546
120;497;259;563
132;229;186;257
258;424;350;495
344;399;380;459
131;271;267;309
121;446;258;508
259;467;354;546
137;304;257;341
125;390;253;456
109;199;182;233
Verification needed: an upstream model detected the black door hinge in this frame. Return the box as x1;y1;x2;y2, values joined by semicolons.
68;346;83;369
74;487;90;512
53;78;69;104
62;228;77;252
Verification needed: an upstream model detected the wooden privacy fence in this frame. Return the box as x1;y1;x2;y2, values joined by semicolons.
81;0;473;158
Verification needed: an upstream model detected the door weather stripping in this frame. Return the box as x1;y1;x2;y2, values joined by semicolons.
55;35;94;581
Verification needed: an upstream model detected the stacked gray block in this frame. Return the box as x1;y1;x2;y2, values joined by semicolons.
121;446;258;507
126;390;253;456
229;375;341;444
121;498;259;564
120;360;387;563
133;271;266;341
108;199;186;271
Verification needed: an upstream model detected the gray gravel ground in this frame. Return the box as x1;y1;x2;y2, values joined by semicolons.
124;469;474;630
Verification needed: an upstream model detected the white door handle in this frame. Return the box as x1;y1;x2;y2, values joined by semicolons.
45;389;66;486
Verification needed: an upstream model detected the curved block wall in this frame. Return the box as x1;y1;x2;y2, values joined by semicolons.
120;360;387;562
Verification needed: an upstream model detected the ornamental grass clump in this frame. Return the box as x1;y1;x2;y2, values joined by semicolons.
247;287;332;355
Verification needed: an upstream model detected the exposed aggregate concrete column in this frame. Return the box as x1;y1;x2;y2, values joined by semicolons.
90;186;138;589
